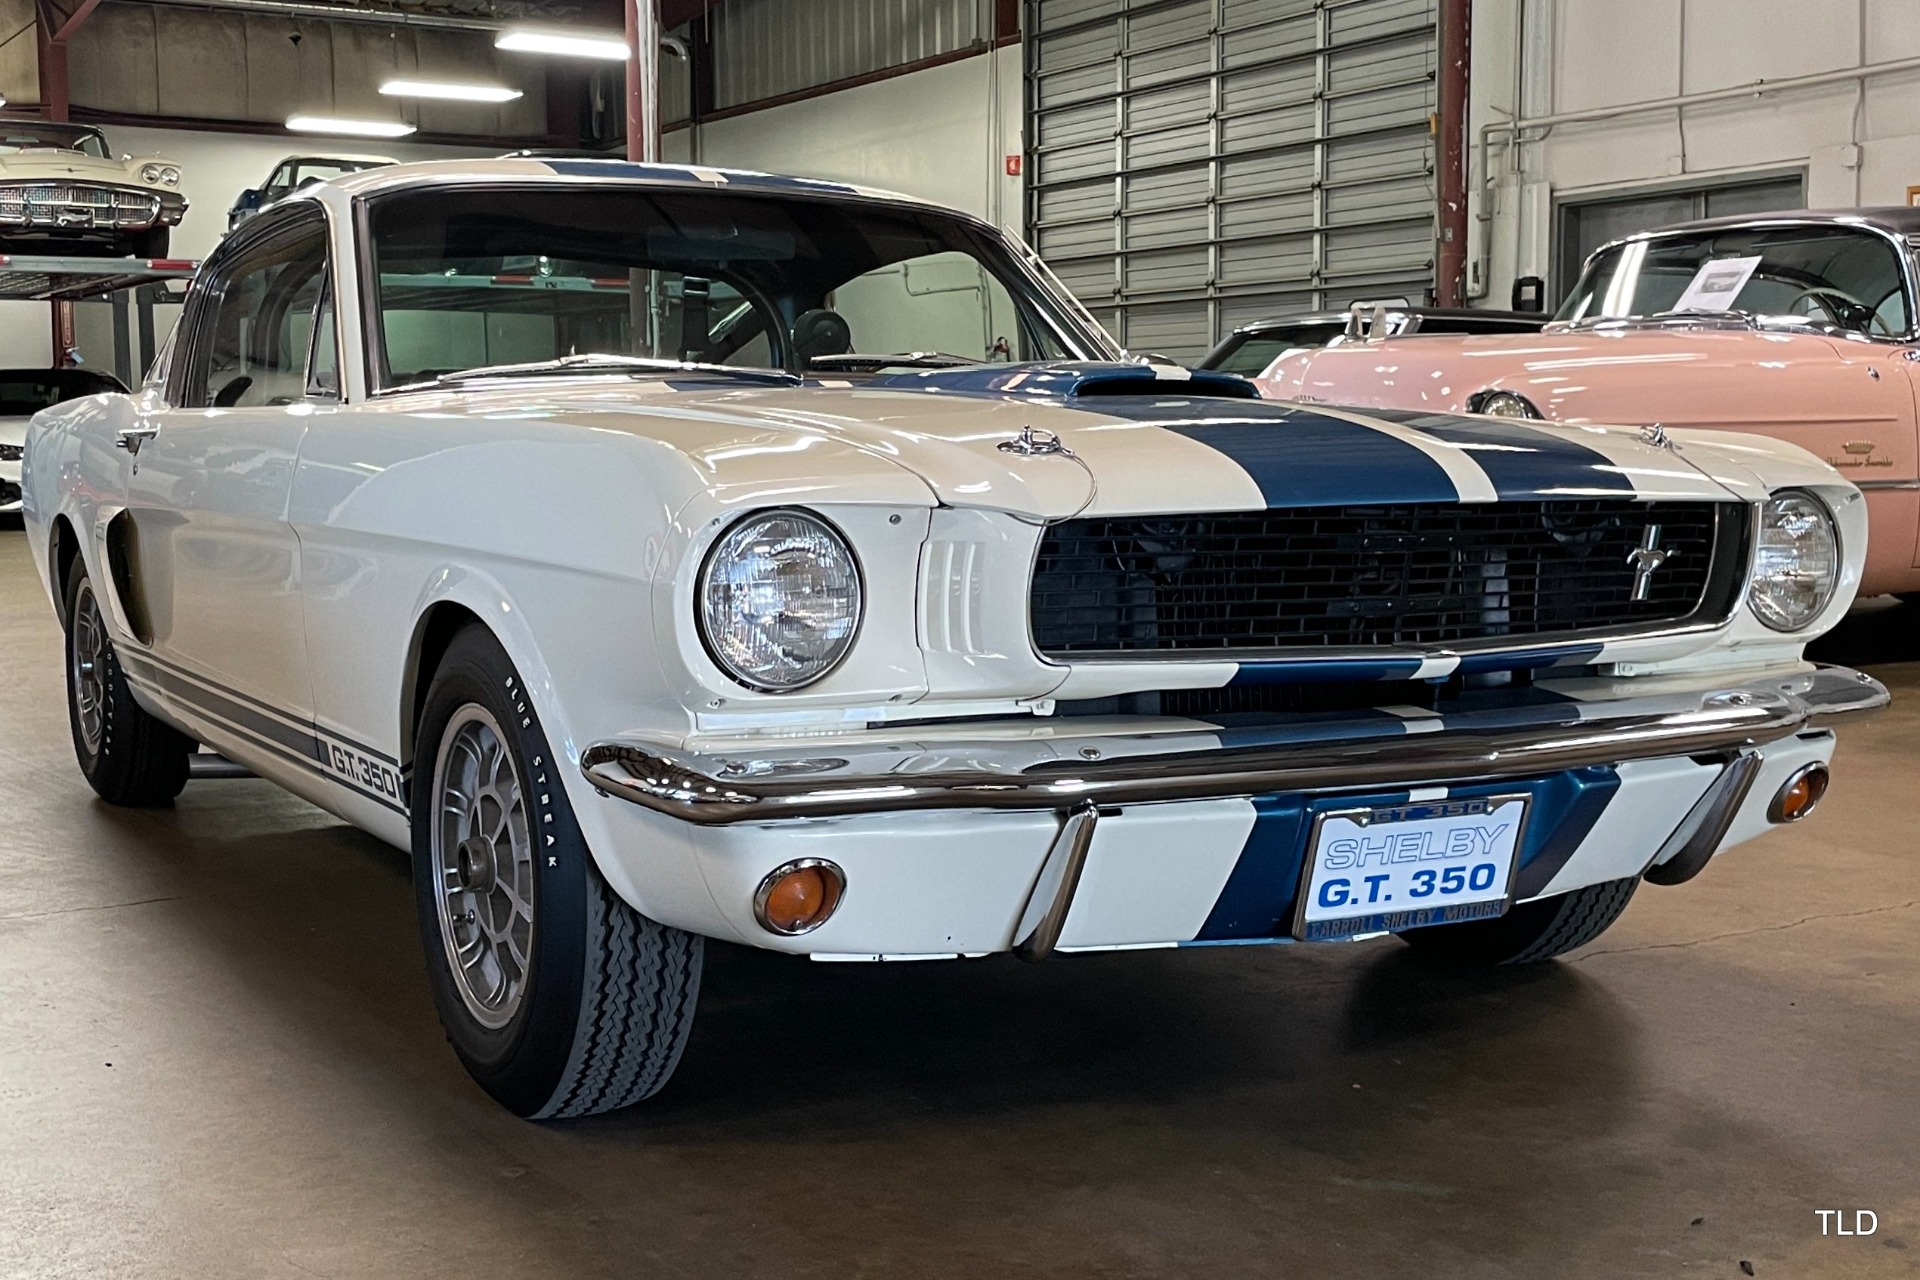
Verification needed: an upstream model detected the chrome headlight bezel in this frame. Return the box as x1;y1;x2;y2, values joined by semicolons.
1469;389;1541;419
696;509;864;693
1747;489;1841;632
140;163;180;186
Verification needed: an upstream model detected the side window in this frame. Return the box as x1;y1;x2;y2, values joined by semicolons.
183;217;331;408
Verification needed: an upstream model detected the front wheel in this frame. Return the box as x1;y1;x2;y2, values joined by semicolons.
64;566;191;806
1398;876;1639;965
411;625;703;1119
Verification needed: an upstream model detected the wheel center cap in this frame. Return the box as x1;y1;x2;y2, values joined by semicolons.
455;835;498;893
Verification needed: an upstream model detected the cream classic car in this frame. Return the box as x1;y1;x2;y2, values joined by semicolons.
0;119;185;257
21;160;1888;1118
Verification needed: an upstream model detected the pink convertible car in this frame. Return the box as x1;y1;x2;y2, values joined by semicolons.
1263;210;1920;597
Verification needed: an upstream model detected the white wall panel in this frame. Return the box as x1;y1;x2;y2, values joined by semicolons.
1472;0;1920;305
666;46;1024;233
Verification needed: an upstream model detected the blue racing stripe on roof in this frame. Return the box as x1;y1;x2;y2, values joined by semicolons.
1348;407;1635;499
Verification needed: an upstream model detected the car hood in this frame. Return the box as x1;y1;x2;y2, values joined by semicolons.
384;362;1757;519
1264;325;1867;423
0;151;151;183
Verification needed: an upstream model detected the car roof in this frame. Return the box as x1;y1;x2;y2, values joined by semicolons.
328;156;928;208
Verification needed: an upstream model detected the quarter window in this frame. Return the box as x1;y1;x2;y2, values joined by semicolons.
182;213;332;408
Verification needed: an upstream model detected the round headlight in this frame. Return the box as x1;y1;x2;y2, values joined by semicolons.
1748;490;1839;632
160;166;180;186
1473;390;1540;419
139;162;163;184
698;510;862;691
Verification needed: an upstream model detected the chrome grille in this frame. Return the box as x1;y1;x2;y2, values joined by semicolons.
1031;500;1742;659
0;183;160;229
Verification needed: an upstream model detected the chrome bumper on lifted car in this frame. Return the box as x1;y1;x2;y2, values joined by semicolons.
580;665;1887;960
0;182;185;231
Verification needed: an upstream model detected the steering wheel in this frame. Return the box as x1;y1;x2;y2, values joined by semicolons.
1785;285;1893;337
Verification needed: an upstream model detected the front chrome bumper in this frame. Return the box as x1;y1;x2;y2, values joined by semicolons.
581;664;1888;826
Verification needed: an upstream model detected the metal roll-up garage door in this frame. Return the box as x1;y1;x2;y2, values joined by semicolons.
1026;0;1439;362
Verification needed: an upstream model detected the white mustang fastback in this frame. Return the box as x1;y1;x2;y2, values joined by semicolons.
21;160;1889;1118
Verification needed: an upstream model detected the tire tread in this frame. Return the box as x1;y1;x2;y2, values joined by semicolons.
541;869;703;1119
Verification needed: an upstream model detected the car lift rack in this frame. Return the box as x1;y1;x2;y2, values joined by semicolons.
0;253;200;387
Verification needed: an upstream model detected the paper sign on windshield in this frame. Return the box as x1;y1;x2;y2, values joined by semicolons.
1671;255;1762;312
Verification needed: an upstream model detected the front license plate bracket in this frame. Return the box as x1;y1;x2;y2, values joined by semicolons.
1291;793;1531;942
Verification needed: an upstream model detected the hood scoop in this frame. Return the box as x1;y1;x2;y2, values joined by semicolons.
863;361;1260;402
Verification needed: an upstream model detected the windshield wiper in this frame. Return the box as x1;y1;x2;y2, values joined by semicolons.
412;353;802;388
806;352;982;371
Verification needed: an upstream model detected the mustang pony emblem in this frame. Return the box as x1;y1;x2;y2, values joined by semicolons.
997;425;1073;458
1625;524;1671;601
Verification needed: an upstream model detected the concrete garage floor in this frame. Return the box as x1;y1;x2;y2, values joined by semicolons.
0;527;1915;1280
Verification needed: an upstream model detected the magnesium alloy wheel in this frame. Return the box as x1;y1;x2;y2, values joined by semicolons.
63;566;190;806
411;625;703;1119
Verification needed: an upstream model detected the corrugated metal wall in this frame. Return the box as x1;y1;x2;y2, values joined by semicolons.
708;0;990;108
1027;0;1439;361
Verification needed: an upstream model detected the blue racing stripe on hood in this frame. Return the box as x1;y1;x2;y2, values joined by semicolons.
1346;407;1634;499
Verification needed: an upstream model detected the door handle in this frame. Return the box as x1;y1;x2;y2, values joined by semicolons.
115;426;159;455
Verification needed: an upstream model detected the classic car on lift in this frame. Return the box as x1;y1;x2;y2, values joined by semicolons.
227;154;394;229
1263;210;1920;598
21;161;1888;1118
0;119;184;257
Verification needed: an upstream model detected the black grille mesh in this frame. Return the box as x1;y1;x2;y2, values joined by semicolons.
1032;501;1731;657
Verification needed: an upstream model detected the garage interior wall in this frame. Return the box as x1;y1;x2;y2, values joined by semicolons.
1472;0;1920;307
662;46;1023;234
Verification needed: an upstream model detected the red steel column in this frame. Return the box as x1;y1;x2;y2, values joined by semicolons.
1435;0;1470;307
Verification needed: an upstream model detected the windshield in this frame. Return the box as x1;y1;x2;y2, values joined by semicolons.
366;184;1090;387
0;122;109;159
1556;225;1914;337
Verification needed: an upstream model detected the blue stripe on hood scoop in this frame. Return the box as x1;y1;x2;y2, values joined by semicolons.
862;362;1261;400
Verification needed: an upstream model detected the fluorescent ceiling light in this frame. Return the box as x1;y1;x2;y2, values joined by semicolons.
286;115;418;139
380;78;524;103
495;28;629;60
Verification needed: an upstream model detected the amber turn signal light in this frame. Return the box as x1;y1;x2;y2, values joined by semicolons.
753;859;846;935
1767;763;1830;824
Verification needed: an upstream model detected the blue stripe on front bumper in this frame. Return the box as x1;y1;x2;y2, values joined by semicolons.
1190;767;1621;942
